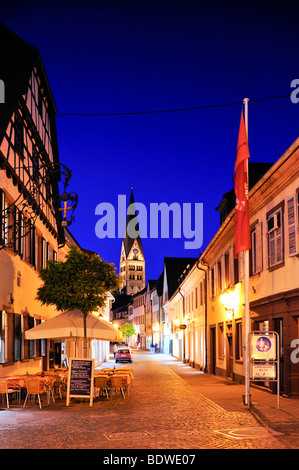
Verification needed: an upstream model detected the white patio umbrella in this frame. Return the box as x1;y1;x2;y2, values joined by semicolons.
25;309;121;341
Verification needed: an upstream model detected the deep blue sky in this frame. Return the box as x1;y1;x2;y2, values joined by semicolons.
2;1;299;281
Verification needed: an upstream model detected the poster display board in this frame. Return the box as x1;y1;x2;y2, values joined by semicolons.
66;358;95;406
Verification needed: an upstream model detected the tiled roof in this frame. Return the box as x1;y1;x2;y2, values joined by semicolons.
164;257;198;299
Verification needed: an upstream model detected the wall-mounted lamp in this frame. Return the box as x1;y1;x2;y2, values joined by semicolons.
220;287;239;321
10;293;14;304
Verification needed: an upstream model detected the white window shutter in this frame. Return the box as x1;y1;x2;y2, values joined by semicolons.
287;196;298;256
255;222;263;273
268;231;275;267
276;226;283;263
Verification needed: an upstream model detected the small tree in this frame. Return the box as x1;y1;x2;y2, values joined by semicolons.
36;245;120;357
120;323;136;344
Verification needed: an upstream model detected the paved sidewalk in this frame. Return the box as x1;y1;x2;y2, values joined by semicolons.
160;354;299;443
0;350;298;449
99;351;299;438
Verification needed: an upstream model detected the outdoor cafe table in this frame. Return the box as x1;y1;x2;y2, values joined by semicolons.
36;371;68;381
3;375;54;392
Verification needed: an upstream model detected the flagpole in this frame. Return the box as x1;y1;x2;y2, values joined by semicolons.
243;97;250;408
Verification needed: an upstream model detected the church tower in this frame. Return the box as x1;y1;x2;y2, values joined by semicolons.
119;187;145;295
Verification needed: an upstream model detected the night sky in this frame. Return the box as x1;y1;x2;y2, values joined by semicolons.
2;1;299;281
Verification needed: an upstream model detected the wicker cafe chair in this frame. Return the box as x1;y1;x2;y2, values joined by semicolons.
116;368;134;378
94;376;110;399
53;376;64;399
23;380;49;409
110;375;125;399
46;378;56;404
113;371;132;391
0;380;20;408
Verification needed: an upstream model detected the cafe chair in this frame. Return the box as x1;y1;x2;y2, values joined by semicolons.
110;375;125;399
47;378;56;404
53;376;64;399
114;372;132;392
94;376;110;399
23;380;49;409
0;380;20;408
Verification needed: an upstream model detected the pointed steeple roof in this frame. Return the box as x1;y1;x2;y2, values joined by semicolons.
123;186;144;258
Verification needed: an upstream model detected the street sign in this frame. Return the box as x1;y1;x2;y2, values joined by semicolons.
250;333;276;360
249;331;280;409
251;363;276;379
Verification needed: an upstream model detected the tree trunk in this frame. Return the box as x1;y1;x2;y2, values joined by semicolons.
83;312;88;358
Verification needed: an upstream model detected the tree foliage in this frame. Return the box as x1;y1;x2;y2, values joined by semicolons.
36;245;120;315
120;323;136;338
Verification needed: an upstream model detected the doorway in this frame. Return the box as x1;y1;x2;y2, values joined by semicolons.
226;332;233;379
210;327;216;374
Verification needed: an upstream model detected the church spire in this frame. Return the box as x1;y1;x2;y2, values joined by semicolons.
123;186;144;259
119;187;145;295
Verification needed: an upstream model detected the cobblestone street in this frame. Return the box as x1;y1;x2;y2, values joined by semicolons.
0;350;297;452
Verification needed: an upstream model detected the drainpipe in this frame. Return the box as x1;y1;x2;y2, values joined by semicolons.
196;260;208;373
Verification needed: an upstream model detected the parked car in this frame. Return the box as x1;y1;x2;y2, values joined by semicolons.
115;347;133;363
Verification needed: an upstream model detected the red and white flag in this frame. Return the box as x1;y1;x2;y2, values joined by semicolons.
234;110;251;257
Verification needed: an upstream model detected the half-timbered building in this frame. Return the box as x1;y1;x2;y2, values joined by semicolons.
0;23;65;375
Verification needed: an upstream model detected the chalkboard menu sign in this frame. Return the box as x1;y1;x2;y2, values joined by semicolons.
66;358;95;406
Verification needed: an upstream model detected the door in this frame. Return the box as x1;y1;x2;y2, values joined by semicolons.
226;333;233;379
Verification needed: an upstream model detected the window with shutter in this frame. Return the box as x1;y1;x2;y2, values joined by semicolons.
267;205;284;268
255;222;263;273
250;223;263;276
13;314;22;362
30;225;37;267
234;257;239;285
287;196;298;256
28;316;35;358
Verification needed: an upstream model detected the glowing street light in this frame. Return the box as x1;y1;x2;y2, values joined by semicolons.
220;286;240;320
